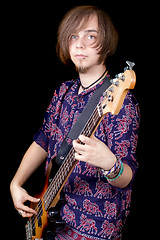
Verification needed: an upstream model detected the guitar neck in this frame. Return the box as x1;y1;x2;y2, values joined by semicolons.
43;102;103;210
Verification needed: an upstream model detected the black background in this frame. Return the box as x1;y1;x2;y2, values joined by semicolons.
4;1;148;239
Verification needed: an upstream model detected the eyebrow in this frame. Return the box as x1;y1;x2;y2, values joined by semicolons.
84;29;98;33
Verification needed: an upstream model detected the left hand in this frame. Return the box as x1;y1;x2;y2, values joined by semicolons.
73;135;116;170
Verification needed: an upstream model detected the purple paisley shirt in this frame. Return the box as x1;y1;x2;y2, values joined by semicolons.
34;76;140;239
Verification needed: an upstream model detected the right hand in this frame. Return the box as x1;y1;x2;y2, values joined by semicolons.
10;183;40;218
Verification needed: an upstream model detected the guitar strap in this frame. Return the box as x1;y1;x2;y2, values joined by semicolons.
55;76;112;165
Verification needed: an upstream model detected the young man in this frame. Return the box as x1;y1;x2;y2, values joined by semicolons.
10;6;140;240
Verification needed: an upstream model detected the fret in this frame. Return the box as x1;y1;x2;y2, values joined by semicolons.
43;148;75;211
82;104;102;137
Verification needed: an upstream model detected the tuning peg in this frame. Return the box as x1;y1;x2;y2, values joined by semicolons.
110;78;118;84
119;75;125;81
108;86;114;92
108;95;114;102
126;61;135;70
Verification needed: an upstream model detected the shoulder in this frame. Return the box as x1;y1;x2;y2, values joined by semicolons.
103;91;140;129
50;79;77;103
125;91;139;106
123;91;140;119
112;91;141;135
56;79;76;95
46;79;79;114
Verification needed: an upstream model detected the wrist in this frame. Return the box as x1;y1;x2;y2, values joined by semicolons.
101;156;123;180
10;180;17;192
101;154;117;171
10;178;22;192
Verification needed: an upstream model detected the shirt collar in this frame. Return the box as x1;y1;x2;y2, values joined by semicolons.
75;73;110;96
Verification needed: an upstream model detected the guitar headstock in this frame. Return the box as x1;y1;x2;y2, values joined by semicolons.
101;69;136;116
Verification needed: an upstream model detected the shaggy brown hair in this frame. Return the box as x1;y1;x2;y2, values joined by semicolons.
56;5;119;65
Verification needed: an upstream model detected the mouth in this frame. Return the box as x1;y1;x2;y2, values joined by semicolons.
75;54;88;59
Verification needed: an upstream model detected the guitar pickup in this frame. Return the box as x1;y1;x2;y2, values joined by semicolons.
38;217;42;228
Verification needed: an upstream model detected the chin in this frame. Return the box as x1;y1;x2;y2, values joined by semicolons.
77;67;90;74
74;63;90;73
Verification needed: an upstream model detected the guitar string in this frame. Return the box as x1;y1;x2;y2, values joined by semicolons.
29;146;77;231
28;153;74;231
28;104;102;231
28;103;103;232
43;146;75;206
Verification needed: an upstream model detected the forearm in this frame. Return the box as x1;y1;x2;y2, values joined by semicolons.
10;141;47;217
10;141;47;188
107;163;133;188
73;135;133;189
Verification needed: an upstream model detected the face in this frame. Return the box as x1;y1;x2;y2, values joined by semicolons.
68;15;101;73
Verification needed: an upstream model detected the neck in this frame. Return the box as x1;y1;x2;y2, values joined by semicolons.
79;64;107;90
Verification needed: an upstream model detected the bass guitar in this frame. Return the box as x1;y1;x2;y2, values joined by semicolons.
25;61;136;240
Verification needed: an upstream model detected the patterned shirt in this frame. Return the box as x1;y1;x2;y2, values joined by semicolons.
34;76;140;239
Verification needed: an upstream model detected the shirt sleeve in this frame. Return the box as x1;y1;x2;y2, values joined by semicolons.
33;80;74;154
33;89;59;152
103;91;140;181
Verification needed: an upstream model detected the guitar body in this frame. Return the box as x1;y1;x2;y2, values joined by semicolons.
25;64;136;240
29;202;48;239
26;172;48;239
26;162;61;240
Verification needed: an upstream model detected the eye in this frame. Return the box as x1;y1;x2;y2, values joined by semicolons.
70;35;78;40
87;35;95;40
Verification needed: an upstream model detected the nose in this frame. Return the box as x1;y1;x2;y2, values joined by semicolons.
76;37;85;49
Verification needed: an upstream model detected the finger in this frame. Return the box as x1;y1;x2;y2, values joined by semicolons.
73;139;85;152
75;152;85;161
18;204;38;215
78;135;91;145
77;138;85;145
22;211;34;218
18;209;34;218
27;195;40;203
